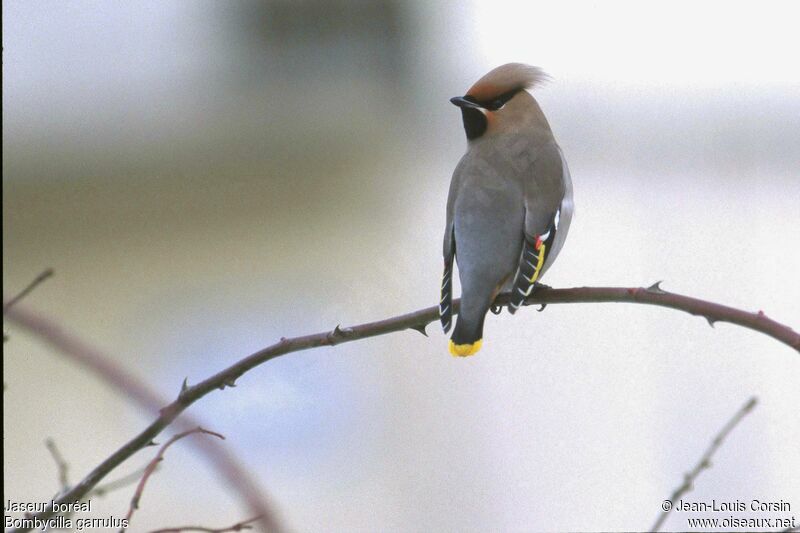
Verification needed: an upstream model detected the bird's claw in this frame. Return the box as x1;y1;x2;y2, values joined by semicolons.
533;282;549;311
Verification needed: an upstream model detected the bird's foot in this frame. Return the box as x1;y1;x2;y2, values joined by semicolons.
533;282;550;312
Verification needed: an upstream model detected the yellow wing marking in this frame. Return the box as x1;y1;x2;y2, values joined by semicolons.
526;243;547;284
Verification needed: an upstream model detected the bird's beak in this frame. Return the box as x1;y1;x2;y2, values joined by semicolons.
450;96;482;109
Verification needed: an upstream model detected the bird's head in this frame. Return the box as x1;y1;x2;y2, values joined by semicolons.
450;63;549;141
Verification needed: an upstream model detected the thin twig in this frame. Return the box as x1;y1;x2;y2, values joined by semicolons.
651;396;759;532
122;427;225;532
3;268;54;313
44;439;146;519
4;284;798;533
3;304;279;532
149;515;262;533
44;438;70;492
91;466;153;497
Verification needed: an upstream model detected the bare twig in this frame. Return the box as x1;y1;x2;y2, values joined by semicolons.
45;437;153;497
149;515;262;533
44;439;146;518
3;306;280;533
4;284;797;533
44;438;70;492
651;396;759;532
4;268;54;346
3;268;54;313
91;466;153;497
122;427;225;532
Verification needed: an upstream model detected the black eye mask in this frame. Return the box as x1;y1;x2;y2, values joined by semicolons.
460;107;487;140
481;88;520;111
457;88;522;140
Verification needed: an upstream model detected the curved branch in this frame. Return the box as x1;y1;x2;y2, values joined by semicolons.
4;284;798;532
123;427;226;532
3;308;281;533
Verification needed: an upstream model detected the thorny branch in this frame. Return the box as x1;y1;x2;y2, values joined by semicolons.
149;516;262;533
42;438;148;525
650;396;759;532
46;436;154;497
45;443;154;519
4;283;798;533
122;427;225;532
3;302;280;533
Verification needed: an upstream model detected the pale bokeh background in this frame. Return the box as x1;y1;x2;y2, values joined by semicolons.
4;1;799;531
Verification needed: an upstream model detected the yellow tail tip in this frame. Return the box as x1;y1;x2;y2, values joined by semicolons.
449;339;483;357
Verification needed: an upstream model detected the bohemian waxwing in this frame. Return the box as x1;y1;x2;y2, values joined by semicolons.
440;63;574;356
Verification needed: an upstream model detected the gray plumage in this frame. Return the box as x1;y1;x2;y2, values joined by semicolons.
441;64;573;356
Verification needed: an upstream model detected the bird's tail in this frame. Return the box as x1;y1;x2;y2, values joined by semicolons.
449;314;485;357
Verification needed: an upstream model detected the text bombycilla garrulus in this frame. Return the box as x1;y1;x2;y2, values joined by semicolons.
440;63;574;356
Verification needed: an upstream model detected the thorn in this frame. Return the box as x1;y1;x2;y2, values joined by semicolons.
333;325;354;337
757;309;765;317
328;324;355;345
147;440;158;447
410;324;428;337
181;377;189;393
537;303;547;312
646;280;667;294
705;316;717;328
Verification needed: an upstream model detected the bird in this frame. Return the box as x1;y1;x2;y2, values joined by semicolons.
440;63;573;356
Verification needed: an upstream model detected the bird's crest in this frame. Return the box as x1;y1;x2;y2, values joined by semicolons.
467;63;549;103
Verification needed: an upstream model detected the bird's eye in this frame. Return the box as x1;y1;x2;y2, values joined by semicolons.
486;89;518;110
488;99;504;110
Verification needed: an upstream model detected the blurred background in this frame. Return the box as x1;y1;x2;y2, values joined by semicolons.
4;1;799;531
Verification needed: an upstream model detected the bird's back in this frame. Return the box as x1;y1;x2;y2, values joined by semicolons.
449;133;537;289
